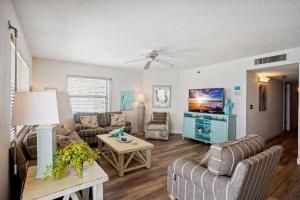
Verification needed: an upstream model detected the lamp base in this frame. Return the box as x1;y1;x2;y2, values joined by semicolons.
137;103;145;135
35;125;57;179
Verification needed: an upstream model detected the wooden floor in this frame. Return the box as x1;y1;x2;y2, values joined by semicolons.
97;133;300;200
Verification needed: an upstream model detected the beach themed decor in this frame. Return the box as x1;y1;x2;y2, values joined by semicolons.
224;98;234;115
259;84;267;111
152;85;171;108
120;91;133;111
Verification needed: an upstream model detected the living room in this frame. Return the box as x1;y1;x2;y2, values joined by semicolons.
1;1;300;200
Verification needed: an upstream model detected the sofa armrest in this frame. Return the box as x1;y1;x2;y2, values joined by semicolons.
165;113;170;131
168;157;207;186
75;123;87;132
168;157;230;187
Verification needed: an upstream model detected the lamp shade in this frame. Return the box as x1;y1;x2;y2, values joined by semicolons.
137;94;145;104
12;91;73;126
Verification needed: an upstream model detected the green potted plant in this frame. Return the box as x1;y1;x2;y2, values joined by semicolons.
44;143;99;180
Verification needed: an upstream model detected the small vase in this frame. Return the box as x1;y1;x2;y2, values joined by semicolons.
68;162;90;176
68;165;80;176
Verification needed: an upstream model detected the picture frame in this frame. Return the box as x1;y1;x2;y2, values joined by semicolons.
259;84;267;111
120;90;134;111
152;85;171;108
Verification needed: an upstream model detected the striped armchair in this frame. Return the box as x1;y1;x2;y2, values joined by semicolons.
167;135;283;200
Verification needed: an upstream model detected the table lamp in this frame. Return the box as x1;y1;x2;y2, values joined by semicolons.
12;91;73;178
137;94;146;134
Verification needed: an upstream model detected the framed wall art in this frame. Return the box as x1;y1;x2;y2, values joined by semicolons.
152;85;171;108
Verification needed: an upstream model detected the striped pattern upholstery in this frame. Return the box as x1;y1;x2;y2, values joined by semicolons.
79;124;132;145
78;128;107;137
208;135;265;176
9;126;33;180
167;145;283;200
75;123;87;132
234;145;283;200
74;111;131;145
98;111;122;127
23;130;37;159
152;112;167;123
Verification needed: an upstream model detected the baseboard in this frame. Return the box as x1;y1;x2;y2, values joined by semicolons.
169;130;182;134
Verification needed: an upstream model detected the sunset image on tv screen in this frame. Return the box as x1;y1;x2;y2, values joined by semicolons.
189;88;224;111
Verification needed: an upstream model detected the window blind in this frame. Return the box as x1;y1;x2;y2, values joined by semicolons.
67;75;111;113
10;42;30;141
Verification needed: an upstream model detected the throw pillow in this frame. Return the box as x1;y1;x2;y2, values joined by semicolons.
56;135;73;149
80;116;98;128
111;113;126;126
56;125;71;136
207;134;265;176
23;130;37;159
153;112;166;123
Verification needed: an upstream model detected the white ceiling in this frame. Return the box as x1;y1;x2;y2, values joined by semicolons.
12;0;300;70
251;63;299;83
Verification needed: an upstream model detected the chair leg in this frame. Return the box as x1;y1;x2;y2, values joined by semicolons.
169;194;176;200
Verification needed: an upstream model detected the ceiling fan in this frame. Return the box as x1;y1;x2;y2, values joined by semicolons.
124;50;174;70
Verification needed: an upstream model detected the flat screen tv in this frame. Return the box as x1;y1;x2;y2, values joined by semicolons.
189;88;224;113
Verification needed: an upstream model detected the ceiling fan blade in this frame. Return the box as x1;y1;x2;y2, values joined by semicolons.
144;61;151;70
124;58;147;64
157;58;174;67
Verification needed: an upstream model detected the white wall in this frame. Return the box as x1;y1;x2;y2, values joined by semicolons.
0;0;32;199
179;48;300;140
246;72;284;140
32;58;143;132
141;47;300;141
142;71;181;133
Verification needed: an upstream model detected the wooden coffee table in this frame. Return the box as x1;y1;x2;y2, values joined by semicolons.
97;133;154;176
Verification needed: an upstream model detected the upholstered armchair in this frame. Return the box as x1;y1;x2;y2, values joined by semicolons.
145;112;170;140
167;134;283;200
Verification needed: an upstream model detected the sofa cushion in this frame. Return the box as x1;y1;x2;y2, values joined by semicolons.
56;135;73;149
200;140;234;168
56;125;71;136
97;112;123;127
78;127;107;137
80;116;98;128
75;123;87;132
152;112;167;123
208;134;265;176
74;112;98;123
98;112;111;127
111;113;126;126
147;124;167;131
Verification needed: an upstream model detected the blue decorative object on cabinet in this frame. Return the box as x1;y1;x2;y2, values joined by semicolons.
182;112;236;143
224;98;234;115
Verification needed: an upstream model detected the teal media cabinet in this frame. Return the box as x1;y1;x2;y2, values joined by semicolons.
183;111;236;143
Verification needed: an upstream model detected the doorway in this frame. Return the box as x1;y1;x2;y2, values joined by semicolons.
285;82;298;132
246;63;299;140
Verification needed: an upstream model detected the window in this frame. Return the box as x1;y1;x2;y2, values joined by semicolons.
10;42;30;141
67;75;111;113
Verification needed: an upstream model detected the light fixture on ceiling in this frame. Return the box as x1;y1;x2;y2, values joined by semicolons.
258;75;270;83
